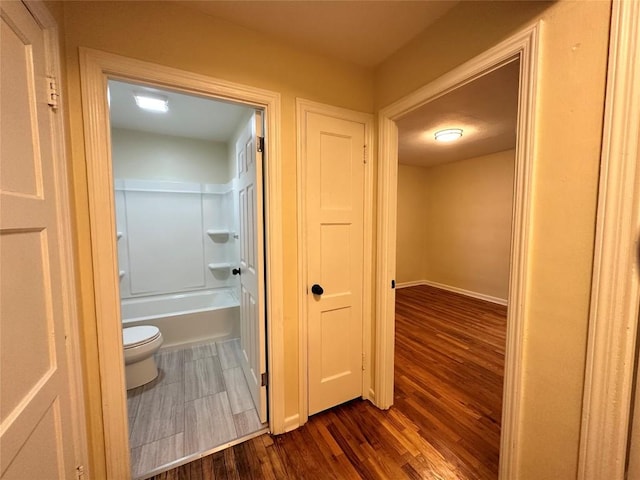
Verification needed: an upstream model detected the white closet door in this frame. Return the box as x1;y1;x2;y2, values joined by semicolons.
304;111;366;416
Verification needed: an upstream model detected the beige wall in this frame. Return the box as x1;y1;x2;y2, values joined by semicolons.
374;1;554;109
395;165;430;284
111;128;229;184
397;150;514;301
425;150;514;300
48;0;612;477
59;1;373;476
378;1;611;478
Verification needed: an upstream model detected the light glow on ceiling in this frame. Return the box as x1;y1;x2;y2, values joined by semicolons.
134;93;169;113
434;128;463;142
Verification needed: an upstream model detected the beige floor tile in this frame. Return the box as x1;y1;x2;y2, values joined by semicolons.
217;338;241;370
131;433;184;479
127;385;145;426
128;338;260;478
155;349;184;385
233;409;262;438
184;392;237;455
222;367;255;414
184;355;225;401
129;382;185;448
184;342;218;362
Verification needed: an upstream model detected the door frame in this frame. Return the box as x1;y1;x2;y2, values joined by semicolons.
296;99;374;428
578;1;640;478
375;23;541;479
79;48;284;479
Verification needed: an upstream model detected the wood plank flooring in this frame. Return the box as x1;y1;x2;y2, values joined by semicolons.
148;285;507;479
128;338;264;479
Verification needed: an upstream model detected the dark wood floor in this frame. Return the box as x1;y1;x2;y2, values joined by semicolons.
149;285;507;479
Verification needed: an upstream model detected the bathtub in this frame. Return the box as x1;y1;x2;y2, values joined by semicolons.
120;289;239;348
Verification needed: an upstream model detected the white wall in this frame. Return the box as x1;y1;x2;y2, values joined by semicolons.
111;128;238;299
111;128;230;183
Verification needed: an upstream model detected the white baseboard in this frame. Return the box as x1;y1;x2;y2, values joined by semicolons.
368;387;376;404
397;279;508;306
396;280;425;289
283;414;300;433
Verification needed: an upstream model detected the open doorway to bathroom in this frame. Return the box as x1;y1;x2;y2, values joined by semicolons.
108;79;268;479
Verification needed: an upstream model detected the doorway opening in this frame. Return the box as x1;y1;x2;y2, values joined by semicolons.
375;24;541;478
79;48;284;480
393;59;519;478
107;79;268;478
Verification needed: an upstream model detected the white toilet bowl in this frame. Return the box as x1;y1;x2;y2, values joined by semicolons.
123;326;163;390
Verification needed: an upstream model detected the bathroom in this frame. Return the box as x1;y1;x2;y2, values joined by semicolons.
108;79;268;478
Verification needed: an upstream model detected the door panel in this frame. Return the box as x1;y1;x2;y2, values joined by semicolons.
1;1;78;478
236;111;267;423
306;112;365;415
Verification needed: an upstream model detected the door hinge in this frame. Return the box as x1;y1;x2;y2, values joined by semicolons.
257;136;265;153
46;75;60;110
362;352;366;371
261;372;268;387
363;144;367;164
76;465;86;480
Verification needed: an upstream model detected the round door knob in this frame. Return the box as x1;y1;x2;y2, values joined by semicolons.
311;284;324;296
232;268;241;276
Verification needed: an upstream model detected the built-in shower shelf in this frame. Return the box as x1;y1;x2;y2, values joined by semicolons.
208;262;232;270
119;270;125;279
206;229;232;239
117;231;123;240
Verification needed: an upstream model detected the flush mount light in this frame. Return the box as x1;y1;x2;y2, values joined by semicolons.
434;128;463;142
134;92;169;113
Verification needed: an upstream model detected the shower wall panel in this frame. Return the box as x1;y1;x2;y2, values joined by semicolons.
115;179;238;299
127;190;205;294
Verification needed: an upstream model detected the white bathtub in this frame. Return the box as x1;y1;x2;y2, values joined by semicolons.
121;289;239;348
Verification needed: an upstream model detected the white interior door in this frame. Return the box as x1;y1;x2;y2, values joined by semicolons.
305;111;365;415
1;1;80;478
236;111;267;423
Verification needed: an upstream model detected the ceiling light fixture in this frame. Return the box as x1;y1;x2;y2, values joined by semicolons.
434;128;463;142
134;92;169;113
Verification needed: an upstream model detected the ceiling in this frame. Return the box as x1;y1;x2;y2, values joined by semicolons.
178;1;459;68
396;59;520;167
109;5;519;165
108;80;252;142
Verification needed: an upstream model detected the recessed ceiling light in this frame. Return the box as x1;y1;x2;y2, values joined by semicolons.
134;92;169;113
434;128;463;142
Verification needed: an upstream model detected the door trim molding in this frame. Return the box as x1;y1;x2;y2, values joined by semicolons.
375;23;541;479
79;48;284;478
578;1;640;478
296;98;374;426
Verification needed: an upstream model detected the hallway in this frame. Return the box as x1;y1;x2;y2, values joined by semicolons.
150;285;506;479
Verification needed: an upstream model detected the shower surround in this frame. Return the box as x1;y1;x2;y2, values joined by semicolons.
115;178;240;347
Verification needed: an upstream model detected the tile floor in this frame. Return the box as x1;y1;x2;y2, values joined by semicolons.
127;338;264;479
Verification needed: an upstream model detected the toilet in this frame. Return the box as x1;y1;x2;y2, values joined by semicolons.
123;326;163;390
